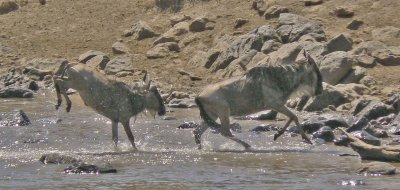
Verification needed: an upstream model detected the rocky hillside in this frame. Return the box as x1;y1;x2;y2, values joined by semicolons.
1;0;400;102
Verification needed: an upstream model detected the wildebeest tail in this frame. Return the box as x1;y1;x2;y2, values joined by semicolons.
195;97;221;129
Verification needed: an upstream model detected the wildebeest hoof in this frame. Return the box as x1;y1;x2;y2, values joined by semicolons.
66;106;71;112
303;138;313;145
273;133;281;141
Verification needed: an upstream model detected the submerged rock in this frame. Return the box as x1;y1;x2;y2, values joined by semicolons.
312;126;335;142
177;121;199;129
250;124;278;133
64;163;117;174
334;134;351;146
351;130;381;146
358;161;397;176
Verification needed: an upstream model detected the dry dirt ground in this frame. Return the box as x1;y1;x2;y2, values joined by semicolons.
1;0;400;94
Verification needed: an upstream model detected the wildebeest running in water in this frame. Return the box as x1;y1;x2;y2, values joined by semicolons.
53;63;166;150
194;50;323;150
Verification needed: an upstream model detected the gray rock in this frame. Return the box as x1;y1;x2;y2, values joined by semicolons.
364;124;389;138
304;83;354;111
346;19;364;30
250;124;278;133
64;163;117;174
261;40;282;54
234;18;249;29
0;87;33;98
277;13;325;43
371;26;400;46
356;100;395;120
312;126;335;142
22;67;53;81
264;5;289;19
85;54;110;70
259;42;303;66
189;17;209;32
177;69;202;81
146;42;179;59
358;161;396;175
104;57;134;75
332;6;354;18
334;134;351;146
112;42;130;54
319;51;353;85
251;0;267;15
371;47;400;66
237;110;278;120
327;34;353;52
210;25;280;72
78;50;108;63
346;117;369;132
353;54;377;68
170;14;191;26
125;21;159;40
352;41;387;56
359;75;377;87
25;58;69;75
340;66;367;84
152;35;179;47
177;121;199;129
351;130;381;146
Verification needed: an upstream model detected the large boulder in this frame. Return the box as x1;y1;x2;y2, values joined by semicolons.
318;51;353;85
326;34;353;53
304;83;355;111
371;26;400;46
124;21;159;40
104;57;134;75
340;66;367;84
210;25;281;72
356;100;395;120
0;87;33;98
358;162;397;175
24;58;69;75
276;13;325;43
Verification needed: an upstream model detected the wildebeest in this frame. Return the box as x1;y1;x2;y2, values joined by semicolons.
53;63;166;150
194;50;323;150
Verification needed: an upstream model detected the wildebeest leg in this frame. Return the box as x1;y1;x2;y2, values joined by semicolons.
53;78;72;112
273;106;312;144
193;122;209;149
111;120;118;147
219;115;251;150
121;120;137;150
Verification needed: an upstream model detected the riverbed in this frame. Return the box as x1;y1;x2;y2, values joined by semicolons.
1;91;399;189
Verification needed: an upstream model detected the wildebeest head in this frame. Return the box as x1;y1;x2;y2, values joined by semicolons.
141;72;166;116
301;50;323;96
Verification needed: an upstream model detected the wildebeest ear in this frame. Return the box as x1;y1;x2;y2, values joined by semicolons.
143;71;151;90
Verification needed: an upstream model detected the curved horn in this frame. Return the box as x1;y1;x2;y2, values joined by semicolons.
143;71;151;90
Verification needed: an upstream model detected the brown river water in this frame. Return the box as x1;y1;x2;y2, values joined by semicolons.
1;90;400;190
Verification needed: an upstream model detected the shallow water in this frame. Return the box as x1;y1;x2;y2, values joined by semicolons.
1;91;400;190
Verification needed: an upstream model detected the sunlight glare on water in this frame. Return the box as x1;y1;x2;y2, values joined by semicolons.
1;92;400;189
